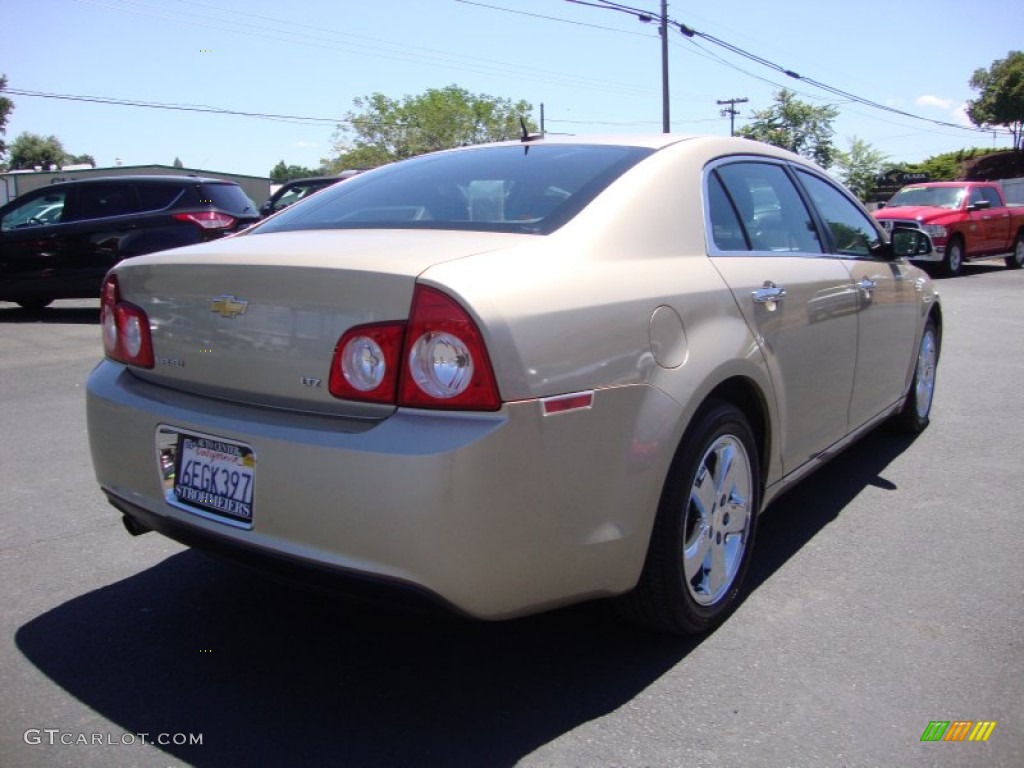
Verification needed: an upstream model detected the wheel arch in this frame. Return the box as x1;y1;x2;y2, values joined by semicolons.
703;375;772;503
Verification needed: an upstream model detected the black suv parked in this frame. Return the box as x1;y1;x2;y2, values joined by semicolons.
0;175;259;310
259;176;345;217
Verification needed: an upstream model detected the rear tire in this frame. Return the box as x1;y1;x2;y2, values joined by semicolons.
893;316;940;434
941;237;964;277
615;401;760;635
1005;231;1024;269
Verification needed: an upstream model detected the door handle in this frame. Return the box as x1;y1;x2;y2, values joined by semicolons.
857;278;876;292
752;281;786;304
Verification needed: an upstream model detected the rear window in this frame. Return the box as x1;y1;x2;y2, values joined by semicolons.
197;183;258;215
253;144;654;235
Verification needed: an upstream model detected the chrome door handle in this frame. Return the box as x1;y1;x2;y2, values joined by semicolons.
857;278;876;292
752;282;786;304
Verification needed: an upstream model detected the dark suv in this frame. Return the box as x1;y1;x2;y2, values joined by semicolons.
0;175;260;310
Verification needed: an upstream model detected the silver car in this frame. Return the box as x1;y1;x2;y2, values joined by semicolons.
87;135;941;634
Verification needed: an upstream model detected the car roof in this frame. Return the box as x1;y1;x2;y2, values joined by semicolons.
41;175;238;190
437;133;820;170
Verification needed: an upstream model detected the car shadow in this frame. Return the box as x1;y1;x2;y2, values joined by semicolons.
0;302;99;324
15;428;916;766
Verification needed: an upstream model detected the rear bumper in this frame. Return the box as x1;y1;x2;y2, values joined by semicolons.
87;361;677;619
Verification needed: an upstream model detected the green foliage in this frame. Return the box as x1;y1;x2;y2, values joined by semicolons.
903;148;990;181
327;85;535;170
8;133;68;170
834;137;889;200
736;89;839;168
0;74;13;163
269;160;319;182
967;51;1024;151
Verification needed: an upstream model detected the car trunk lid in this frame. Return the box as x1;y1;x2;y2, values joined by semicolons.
112;229;521;417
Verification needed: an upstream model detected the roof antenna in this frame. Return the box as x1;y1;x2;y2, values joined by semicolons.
519;117;542;143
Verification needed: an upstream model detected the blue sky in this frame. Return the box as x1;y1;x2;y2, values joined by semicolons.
3;0;1022;178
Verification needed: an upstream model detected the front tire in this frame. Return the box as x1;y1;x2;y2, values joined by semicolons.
941;236;964;277
616;401;760;635
1005;231;1024;270
893;316;940;434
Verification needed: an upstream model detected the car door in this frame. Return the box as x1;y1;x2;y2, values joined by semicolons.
59;181;142;294
795;170;920;430
706;159;858;475
0;186;72;301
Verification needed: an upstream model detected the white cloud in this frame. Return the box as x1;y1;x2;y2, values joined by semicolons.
915;95;954;110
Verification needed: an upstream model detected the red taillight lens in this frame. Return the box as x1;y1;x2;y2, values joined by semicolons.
101;274;154;368
327;285;500;411
399;286;500;411
172;211;236;230
328;322;404;403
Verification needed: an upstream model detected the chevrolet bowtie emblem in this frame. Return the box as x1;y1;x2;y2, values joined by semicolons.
210;295;248;318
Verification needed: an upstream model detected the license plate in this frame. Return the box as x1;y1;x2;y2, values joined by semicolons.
174;433;255;523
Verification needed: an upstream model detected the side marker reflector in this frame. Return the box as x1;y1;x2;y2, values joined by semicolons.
542;391;594;416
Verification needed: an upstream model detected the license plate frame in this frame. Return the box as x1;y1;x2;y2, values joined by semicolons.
173;432;256;524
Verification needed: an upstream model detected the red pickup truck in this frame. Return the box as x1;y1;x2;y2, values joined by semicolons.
874;181;1024;276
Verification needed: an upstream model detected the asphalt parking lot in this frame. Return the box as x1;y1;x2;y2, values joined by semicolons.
1;261;1021;768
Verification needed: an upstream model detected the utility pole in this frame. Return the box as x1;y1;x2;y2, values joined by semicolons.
717;97;748;136
660;0;669;132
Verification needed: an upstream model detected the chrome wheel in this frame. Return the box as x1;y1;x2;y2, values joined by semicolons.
913;326;938;420
683;435;753;605
943;239;963;277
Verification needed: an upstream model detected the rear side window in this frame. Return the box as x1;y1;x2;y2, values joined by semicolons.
197;183;256;214
796;170;881;257
137;183;183;212
66;183;139;221
254;144;655;235
711;162;823;254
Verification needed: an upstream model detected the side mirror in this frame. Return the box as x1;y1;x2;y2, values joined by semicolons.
890;227;933;258
259;201;272;217
967;199;991;212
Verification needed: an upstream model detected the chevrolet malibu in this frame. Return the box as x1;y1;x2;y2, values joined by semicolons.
87;135;941;634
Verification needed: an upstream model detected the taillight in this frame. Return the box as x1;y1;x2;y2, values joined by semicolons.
327;285;500;411
101;274;154;368
172;211;236;230
399;286;500;410
328;322;404;403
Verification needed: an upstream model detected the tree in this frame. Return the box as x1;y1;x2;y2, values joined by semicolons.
8;133;68;170
0;74;13;164
269;160;319;182
833;137;888;201
737;89;839;168
6;132;96;171
966;51;1024;151
173;156;184;168
327;85;534;170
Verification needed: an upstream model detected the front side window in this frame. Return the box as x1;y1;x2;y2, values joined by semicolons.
978;186;1003;209
711;161;823;254
796;170;882;257
254;144;654;236
0;190;68;232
